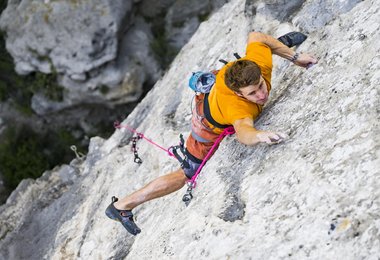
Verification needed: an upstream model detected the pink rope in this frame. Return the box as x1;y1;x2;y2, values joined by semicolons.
189;126;235;188
114;121;175;157
115;120;235;189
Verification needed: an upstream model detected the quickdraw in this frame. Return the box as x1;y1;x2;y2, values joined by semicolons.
115;121;192;167
70;145;86;160
131;134;143;164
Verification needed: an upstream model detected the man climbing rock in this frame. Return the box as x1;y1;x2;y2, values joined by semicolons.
105;31;318;235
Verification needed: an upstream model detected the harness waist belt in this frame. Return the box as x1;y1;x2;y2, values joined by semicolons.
191;130;213;143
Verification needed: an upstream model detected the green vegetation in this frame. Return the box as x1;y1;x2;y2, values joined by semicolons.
0;2;77;196
0;80;6;101
30;70;64;102
148;15;179;69
0;125;81;190
99;84;109;94
0;0;7;11
0;127;49;189
150;32;179;69
0;30;64;114
198;11;210;22
44;13;50;23
172;20;185;28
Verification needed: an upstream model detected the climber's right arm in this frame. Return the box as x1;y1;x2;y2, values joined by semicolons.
233;117;287;146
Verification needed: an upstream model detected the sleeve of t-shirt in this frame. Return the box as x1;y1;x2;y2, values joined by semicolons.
245;42;273;81
225;97;260;124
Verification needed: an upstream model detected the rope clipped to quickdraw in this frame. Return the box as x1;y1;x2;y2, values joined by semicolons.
182;126;235;206
114;121;176;164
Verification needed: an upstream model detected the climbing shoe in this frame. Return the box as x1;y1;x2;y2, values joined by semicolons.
278;32;307;47
105;196;141;235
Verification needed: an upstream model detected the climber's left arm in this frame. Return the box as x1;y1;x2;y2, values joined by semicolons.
247;31;318;68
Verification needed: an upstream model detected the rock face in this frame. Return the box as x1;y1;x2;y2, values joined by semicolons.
0;0;379;259
0;0;227;114
0;0;228;204
0;0;157;114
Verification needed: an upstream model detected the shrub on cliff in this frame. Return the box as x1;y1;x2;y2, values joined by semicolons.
0;125;79;190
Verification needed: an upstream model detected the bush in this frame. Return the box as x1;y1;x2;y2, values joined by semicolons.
1;30;64;113
0;80;7;101
29;70;64;102
0;127;49;189
0;125;84;190
149;18;179;68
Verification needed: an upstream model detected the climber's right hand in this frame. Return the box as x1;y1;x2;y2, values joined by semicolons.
256;131;288;145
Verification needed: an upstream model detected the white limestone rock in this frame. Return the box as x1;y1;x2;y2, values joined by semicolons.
165;0;229;49
0;0;160;114
0;0;227;115
0;0;379;259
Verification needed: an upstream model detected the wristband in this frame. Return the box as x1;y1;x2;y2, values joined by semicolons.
290;52;299;62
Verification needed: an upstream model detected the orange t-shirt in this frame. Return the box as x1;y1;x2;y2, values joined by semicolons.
208;42;273;129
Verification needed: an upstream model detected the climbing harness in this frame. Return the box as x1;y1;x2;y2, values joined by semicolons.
182;126;235;206
169;134;190;169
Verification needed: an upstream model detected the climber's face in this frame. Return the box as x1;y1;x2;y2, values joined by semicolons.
235;76;268;105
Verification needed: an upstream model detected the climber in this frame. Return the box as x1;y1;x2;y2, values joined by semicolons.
105;31;318;235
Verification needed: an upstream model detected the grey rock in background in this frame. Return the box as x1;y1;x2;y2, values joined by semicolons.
165;0;229;49
293;0;363;32
0;0;228;201
246;0;306;22
0;0;227;114
0;0;379;259
0;0;152;113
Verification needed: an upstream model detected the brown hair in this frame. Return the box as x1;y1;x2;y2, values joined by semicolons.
224;60;261;92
